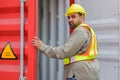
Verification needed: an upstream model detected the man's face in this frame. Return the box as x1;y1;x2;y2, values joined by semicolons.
68;13;81;28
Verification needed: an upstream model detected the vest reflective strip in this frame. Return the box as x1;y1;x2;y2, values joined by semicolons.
90;29;96;56
64;24;98;65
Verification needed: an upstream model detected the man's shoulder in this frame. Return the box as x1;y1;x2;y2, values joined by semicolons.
74;26;89;33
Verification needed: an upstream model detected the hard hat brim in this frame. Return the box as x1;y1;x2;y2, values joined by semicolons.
65;12;79;16
65;12;86;16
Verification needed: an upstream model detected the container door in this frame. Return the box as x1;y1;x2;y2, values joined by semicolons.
0;0;38;80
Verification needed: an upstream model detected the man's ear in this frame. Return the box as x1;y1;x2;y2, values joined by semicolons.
79;15;84;19
82;15;85;18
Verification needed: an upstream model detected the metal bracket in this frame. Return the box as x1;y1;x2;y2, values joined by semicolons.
19;77;27;80
20;0;26;2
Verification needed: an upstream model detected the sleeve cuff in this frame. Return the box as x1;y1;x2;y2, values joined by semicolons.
39;43;47;51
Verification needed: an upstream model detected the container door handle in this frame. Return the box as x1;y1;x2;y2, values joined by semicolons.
19;0;26;80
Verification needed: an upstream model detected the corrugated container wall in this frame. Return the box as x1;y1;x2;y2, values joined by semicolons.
38;0;66;80
0;0;38;80
75;0;120;80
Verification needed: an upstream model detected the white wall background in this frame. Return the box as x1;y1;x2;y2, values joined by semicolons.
75;0;120;80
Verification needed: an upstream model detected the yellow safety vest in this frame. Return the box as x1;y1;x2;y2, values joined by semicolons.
64;24;98;65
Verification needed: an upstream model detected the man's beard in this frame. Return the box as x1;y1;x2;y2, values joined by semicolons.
69;22;80;28
69;22;75;28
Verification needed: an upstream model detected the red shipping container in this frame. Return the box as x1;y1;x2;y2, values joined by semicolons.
0;0;38;80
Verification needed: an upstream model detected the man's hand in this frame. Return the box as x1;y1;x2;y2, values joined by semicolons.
32;37;42;48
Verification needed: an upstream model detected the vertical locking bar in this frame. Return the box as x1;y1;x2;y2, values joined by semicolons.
19;0;26;80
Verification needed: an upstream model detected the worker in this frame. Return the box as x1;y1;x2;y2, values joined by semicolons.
32;4;99;80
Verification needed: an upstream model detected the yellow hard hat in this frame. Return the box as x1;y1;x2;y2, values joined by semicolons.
65;4;86;16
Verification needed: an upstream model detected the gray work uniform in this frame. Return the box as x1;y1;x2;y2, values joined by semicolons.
39;26;100;80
